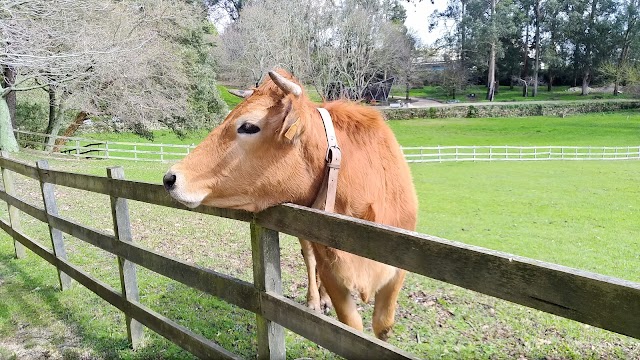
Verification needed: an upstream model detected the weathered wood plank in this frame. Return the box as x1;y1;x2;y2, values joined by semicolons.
0;220;241;360
108;167;144;348
260;292;417;360
0;156;39;180
36;160;72;291
0;189;48;223
256;204;640;340
39;169;253;222
44;212;260;314
0;218;56;265
0;151;25;258
250;224;285;359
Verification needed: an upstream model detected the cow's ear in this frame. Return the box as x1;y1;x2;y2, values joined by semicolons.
278;100;302;142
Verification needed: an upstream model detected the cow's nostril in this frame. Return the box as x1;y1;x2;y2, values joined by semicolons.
163;172;177;191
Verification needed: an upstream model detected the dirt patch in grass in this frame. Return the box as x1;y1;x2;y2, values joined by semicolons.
0;321;95;360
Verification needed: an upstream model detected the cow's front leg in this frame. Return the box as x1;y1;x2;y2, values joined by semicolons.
299;239;323;312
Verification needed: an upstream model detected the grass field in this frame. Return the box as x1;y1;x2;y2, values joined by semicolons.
389;84;634;103
389;111;640;147
1;112;639;358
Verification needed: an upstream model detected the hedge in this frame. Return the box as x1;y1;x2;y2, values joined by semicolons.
381;100;640;120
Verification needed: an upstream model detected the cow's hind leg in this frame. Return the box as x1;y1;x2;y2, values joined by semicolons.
318;279;332;312
372;269;406;341
319;264;363;332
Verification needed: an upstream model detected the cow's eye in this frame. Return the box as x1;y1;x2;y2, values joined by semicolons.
237;122;260;134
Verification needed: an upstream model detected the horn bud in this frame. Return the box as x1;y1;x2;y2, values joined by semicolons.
268;71;302;97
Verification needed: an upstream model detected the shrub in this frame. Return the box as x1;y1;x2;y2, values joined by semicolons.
16;101;47;133
467;105;479;118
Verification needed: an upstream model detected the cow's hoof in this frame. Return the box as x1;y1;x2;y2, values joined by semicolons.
320;297;333;314
375;328;392;341
306;300;322;313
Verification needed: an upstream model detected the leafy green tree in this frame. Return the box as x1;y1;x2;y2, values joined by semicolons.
430;0;519;100
610;0;640;95
563;0;617;94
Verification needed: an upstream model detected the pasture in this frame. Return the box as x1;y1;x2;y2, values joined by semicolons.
390;84;634;103
1;112;639;358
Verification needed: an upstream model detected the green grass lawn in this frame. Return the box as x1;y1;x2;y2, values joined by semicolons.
1;112;640;359
389;111;640;147
216;85;244;109
390;84;634;103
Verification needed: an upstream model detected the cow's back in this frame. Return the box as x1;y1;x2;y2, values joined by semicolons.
323;101;418;231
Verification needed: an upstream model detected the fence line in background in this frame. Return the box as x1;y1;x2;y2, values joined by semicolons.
403;145;640;162
14;130;194;161
0;153;638;359
16;130;640;163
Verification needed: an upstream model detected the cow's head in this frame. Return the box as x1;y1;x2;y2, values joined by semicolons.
163;70;324;212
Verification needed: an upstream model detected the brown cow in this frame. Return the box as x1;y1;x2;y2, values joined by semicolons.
163;69;418;340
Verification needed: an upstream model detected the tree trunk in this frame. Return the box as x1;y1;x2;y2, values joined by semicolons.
533;0;541;97
460;0;467;66
522;21;530;79
46;86;57;136
0;95;19;152
581;72;590;95
486;46;496;101
405;74;410;101
53;111;89;152
486;0;496;101
581;0;597;96
2;66;17;129
548;72;553;92
44;87;69;152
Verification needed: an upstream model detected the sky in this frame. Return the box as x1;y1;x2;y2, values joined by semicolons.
402;1;448;46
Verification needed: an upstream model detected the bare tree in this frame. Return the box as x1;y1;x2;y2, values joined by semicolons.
219;0;412;100
2;0;225;151
440;58;470;99
0;0;103;151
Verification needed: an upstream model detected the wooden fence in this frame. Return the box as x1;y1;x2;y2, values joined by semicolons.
16;130;640;163
0;152;639;359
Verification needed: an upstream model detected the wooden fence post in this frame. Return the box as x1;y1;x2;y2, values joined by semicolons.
107;166;144;348
250;223;285;360
0;151;26;258
36;160;72;291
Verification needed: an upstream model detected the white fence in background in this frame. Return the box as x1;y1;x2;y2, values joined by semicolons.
402;145;640;163
15;130;640;163
15;130;195;161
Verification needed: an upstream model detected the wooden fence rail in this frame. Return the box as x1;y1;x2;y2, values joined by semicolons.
16;130;640;163
0;153;638;359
